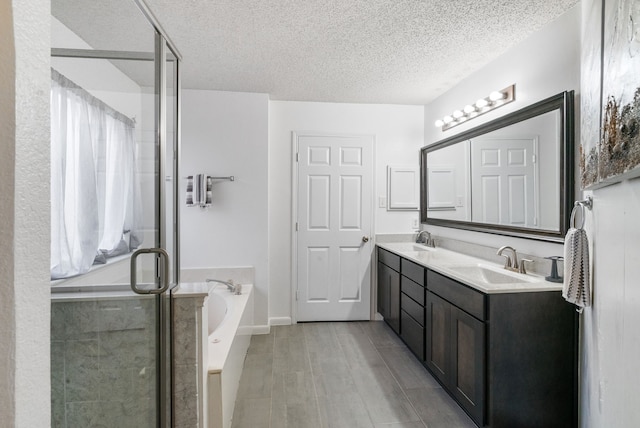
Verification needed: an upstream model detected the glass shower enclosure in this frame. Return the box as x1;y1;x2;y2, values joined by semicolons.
50;1;180;426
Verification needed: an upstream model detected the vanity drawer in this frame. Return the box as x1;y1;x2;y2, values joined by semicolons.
401;309;425;360
401;292;424;326
427;270;485;320
401;258;425;286
378;248;400;271
401;276;424;306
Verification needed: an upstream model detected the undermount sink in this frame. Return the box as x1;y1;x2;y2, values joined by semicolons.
386;242;435;253
411;244;435;251
448;264;536;285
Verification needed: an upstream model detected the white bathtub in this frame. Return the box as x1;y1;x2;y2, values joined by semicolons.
204;284;253;428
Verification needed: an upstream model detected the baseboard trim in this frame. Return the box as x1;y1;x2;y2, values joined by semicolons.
269;317;292;326
252;325;271;335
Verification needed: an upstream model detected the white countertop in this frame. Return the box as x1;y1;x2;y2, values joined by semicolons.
377;242;563;294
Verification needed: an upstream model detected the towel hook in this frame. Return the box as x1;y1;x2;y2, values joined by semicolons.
570;196;593;229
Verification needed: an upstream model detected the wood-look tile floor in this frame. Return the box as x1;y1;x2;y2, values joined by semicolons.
231;321;476;428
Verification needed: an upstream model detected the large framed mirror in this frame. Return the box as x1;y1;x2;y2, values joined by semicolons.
420;91;574;242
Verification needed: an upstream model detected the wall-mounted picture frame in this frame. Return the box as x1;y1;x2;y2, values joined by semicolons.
582;0;640;189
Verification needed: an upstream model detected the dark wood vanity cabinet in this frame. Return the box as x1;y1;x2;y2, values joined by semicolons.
377;246;578;428
377;249;425;354
426;269;576;428
425;291;450;382
377;249;400;333
426;288;485;425
399;259;425;360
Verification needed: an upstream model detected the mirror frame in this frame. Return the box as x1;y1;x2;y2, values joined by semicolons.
420;90;575;242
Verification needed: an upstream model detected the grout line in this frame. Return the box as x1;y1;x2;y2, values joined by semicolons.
303;323;326;428
268;330;275;428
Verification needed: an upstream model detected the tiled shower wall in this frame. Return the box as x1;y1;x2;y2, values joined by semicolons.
51;297;157;427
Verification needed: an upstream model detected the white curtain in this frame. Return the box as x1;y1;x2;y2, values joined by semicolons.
50;69;142;279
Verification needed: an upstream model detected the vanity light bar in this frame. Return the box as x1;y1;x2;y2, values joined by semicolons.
434;84;516;131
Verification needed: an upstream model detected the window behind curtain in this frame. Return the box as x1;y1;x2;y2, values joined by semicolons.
50;69;142;280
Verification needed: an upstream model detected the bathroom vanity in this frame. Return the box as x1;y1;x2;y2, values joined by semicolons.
376;243;577;428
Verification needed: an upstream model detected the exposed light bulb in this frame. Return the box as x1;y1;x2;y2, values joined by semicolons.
475;98;489;108
434;85;514;131
489;91;505;101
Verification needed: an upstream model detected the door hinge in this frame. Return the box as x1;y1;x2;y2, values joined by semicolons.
295;222;299;231
532;154;537;163
296;289;299;301
296;152;299;162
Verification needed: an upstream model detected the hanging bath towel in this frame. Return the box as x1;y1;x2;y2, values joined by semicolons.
563;227;591;312
201;174;212;207
186;175;195;207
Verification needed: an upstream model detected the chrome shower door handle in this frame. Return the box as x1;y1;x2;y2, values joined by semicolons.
130;248;170;294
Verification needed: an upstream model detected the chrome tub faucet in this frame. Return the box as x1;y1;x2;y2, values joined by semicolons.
206;278;242;295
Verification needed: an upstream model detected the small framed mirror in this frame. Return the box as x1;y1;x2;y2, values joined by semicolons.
420;91;575;242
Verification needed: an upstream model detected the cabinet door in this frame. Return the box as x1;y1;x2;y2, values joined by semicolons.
450;305;485;426
400;309;424;360
426;291;451;381
377;261;390;320
378;262;400;333
388;267;400;334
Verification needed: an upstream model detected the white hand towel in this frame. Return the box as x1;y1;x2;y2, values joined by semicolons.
563;227;591;312
186;175;195;207
203;175;212;207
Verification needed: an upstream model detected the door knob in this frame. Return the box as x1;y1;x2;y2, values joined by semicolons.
362;236;369;243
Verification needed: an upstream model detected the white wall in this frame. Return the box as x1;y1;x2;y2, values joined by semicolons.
0;0;51;426
581;182;640;427
181;90;269;326
269;101;424;321
422;4;581;258
579;0;640;426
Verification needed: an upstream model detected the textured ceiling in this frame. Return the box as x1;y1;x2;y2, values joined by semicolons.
53;0;579;105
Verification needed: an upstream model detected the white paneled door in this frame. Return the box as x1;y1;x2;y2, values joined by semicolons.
295;133;374;321
470;137;539;227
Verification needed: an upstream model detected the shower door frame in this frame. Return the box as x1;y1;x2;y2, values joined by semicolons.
51;3;182;425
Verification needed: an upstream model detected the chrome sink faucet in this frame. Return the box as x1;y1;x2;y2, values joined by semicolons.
496;246;533;274
206;278;241;295
497;246;519;272
416;230;436;248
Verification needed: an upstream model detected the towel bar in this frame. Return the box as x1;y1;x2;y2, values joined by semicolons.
183;176;235;181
